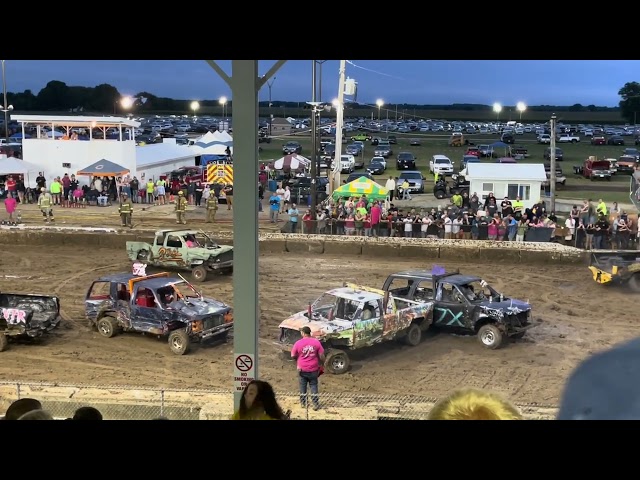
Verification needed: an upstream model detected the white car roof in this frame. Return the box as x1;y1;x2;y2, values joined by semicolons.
324;287;382;303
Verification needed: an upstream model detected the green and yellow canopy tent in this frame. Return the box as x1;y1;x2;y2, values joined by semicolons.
332;176;388;201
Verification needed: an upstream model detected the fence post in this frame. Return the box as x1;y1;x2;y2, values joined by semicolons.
160;389;165;418
16;382;21;400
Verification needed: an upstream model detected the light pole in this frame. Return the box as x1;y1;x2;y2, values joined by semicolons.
118;96;133;115
219;96;227;119
315;60;327;102
267;77;276;137
1;60;13;144
493;102;502;124
376;99;384;121
549;113;557;213
191;101;199;116
516;101;527;121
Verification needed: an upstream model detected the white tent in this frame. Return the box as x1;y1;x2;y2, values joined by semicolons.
190;130;233;156
273;154;310;171
194;131;217;144
213;130;233;144
0;156;41;175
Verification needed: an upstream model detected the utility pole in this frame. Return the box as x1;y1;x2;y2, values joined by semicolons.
331;60;347;194
2;60;12;144
550;113;557;213
310;60;318;214
267;76;276;137
316;60;327;102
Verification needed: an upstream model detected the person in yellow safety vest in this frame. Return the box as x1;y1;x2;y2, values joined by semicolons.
37;187;54;223
512;196;524;218
118;192;134;228
596;198;607;217
206;194;218;223
175;191;187;224
434;172;440;182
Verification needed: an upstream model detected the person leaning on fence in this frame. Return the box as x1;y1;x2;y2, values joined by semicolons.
231;380;289;420
427;388;523;420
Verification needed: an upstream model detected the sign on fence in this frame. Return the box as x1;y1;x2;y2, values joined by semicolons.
233;353;255;393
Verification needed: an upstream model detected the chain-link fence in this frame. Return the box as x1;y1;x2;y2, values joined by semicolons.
631;171;640;212
0;381;559;420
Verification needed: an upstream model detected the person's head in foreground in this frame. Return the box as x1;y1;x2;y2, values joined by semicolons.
233;380;288;420
558;337;640;420
428;388;523;420
4;398;43;420
18;409;54;420
73;406;103;421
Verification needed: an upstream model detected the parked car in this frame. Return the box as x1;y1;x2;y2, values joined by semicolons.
622;148;640;159
543;147;564;161
366;159;385;175
429;154;454;176
616;155;637;174
396;152;416;170
282;141;302;154
500;133;515;144
607;135;625;146
460;155;480;170
477;144;495;158
409;138;421;146
591;136;606;145
374;141;392;158
398;171;426;194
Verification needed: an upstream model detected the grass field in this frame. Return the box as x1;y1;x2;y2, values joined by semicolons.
258;130;636;204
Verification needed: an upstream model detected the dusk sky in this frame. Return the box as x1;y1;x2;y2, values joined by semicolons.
5;60;638;107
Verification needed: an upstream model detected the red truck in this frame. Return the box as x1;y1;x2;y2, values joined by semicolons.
582;158;612;181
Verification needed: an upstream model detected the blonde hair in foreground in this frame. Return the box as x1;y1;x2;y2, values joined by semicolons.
428;388;523;420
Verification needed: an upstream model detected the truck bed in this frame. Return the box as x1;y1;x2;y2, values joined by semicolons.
590;251;640;271
0;293;60;330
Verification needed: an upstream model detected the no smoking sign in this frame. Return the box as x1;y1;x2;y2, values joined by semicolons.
233;353;255;392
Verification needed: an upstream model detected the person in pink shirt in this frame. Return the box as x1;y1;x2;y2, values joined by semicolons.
370;200;382;237
4;196;17;222
291;325;325;410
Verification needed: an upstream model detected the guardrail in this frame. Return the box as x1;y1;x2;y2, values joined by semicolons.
0;381;559;420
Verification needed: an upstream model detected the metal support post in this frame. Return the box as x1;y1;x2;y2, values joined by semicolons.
310;60;318;214
550;113;556;213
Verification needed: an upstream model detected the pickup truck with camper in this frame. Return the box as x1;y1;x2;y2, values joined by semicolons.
85;272;233;355
0;291;61;351
557;134;580;143
126;229;233;282
429;154;454;176
277;284;434;374
382;269;534;349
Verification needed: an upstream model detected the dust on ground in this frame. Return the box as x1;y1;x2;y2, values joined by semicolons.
1;245;635;405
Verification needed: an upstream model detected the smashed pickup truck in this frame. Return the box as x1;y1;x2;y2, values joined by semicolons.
126;229;233;282
85;272;233;355
383;268;534;349
277;283;434;374
0;291;61;351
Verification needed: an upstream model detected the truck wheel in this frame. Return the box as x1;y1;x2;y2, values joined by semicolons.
168;329;191;355
137;249;150;261
324;349;350;375
434;190;446;199
97;316;119;338
404;323;422;346
477;324;503;350
628;274;640;293
0;333;8;352
191;265;207;282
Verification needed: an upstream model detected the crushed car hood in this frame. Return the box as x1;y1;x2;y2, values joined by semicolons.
168;297;231;319
192;245;233;256
476;299;530;318
279;311;353;338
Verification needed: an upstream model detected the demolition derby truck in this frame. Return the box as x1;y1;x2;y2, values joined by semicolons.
277;284;435;374
0;291;61;351
589;250;640;292
126;229;233;282
382;269;534;349
85;272;233;355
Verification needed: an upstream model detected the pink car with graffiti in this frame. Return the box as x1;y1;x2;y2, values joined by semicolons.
277;283;434;375
0;291;61;352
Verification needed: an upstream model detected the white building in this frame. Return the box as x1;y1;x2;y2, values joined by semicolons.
136;139;197;182
465;163;546;209
11;115;140;187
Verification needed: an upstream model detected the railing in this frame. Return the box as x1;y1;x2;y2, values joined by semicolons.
0;381;559;420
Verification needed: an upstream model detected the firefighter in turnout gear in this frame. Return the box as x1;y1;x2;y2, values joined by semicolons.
175;190;187;224
38;187;54;223
118;192;134;228
206;194;218;223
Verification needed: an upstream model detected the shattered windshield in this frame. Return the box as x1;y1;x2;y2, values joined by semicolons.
456;280;499;303
311;294;361;321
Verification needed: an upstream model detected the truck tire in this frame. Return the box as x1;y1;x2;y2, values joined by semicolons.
324;349;350;375
0;333;8;352
477;324;503;350
404;323;422;346
168;329;191;355
628;274;640;293
434;189;446;199
191;265;207;282
137;249;150;261
97;316;119;338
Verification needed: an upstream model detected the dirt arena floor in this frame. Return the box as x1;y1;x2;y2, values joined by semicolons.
0;243;636;405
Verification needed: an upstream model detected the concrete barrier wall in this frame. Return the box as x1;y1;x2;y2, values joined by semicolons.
0;229;588;265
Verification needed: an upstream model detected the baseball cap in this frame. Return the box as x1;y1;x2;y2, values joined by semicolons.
300;326;311;335
557;336;640;420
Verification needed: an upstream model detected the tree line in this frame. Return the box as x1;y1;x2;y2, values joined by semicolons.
7;80;639;123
